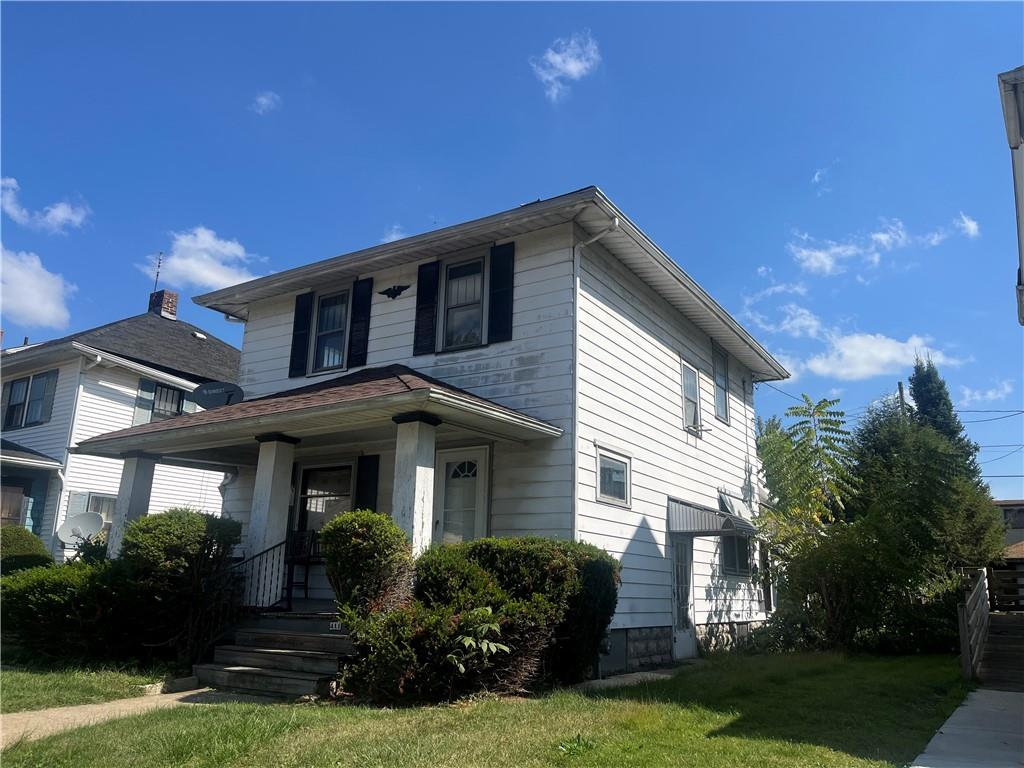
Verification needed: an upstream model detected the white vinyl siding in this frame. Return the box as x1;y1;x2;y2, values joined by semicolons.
237;223;577;539
574;239;766;630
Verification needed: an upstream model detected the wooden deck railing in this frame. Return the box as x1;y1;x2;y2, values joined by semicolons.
988;561;1024;612
957;568;990;681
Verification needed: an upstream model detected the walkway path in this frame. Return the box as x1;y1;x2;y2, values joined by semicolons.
911;688;1023;768
1;688;274;748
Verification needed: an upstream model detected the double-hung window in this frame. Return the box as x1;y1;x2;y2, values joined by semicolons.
682;362;701;433
720;535;751;577
596;447;630;507
312;291;350;372
87;493;118;531
442;259;484;351
151;384;184;421
2;370;58;430
712;343;729;423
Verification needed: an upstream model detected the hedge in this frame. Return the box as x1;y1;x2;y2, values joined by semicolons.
0;526;53;575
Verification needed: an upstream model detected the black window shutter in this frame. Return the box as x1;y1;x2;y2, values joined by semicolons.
354;455;380;511
346;277;374;368
487;242;515;344
413;262;440;356
288;292;315;378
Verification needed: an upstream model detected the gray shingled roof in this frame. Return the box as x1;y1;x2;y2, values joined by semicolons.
13;313;240;383
1;438;62;468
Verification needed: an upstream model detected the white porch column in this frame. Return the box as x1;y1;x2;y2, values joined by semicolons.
391;413;439;555
107;454;157;558
249;434;299;554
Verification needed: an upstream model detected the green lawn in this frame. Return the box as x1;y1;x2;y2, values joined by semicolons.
1;653;964;768
0;659;170;713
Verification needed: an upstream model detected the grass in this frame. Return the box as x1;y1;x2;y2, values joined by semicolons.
0;658;171;713
1;653;965;768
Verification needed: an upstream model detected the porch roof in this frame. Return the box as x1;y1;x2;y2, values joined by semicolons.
1;439;63;471
667;496;757;537
74;364;563;459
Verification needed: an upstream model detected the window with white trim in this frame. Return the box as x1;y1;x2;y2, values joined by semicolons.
596;448;630;507
87;493;117;531
682;361;701;433
712;342;729;423
441;258;485;351
1;370;58;430
312;290;350;372
720;535;751;577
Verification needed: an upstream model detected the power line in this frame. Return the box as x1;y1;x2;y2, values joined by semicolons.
979;447;1024;465
983;475;1024;478
962;413;1024;424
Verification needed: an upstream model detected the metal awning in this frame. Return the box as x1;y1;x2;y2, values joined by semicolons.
667;495;756;537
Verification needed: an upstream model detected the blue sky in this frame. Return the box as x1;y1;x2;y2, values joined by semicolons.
2;3;1022;496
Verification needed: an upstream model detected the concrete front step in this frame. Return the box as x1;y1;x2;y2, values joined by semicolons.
194;663;331;698
239;613;341;634
214;645;340;674
233;627;354;656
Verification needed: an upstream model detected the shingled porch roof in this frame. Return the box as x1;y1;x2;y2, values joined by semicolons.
75;364;562;459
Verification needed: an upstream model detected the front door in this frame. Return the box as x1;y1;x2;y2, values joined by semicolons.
297;465;354;533
433;448;489;545
671;533;698;658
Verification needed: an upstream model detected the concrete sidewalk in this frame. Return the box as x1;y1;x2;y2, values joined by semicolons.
0;688;276;748
911;689;1023;768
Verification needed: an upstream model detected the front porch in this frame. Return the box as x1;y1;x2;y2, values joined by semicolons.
75;365;563;612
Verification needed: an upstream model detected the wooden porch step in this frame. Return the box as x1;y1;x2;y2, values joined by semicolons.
233;627;354;656
193;663;331;698
214;645;340;675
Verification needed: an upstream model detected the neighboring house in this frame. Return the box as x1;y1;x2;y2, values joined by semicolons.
998;65;1024;325
78;188;789;671
0;290;240;557
996;499;1024;548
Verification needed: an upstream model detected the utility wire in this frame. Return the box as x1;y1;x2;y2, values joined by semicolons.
979;447;1024;465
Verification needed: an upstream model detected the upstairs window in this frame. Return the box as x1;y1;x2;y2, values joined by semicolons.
151;384;185;421
682;362;701;433
2;370;58;430
712;343;729;423
442;259;484;350
720;535;751;577
312;291;350;372
596;447;631;507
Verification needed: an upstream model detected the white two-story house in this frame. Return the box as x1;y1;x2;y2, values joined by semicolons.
76;188;789;670
0;290;240;557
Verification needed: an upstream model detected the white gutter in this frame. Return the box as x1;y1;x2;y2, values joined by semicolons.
0;455;63;470
69;343;200;391
999;66;1024;326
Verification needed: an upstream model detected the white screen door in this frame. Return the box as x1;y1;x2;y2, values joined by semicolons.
433;448;489;545
672;533;698;658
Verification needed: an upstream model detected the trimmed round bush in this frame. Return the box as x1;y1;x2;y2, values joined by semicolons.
414;545;506;611
0;526;53;575
120;507;240;576
321;510;412;614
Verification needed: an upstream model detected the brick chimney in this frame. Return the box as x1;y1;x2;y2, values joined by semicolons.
148;289;178;320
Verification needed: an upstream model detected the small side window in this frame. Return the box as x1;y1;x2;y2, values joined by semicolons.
596;448;630;507
87;493;118;531
2;370;58;429
720;535;751;577
682;362;701;434
151;384;184;421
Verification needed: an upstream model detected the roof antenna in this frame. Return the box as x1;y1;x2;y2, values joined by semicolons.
152;251;164;292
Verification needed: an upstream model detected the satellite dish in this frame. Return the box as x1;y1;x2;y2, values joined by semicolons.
192;381;244;409
57;512;104;545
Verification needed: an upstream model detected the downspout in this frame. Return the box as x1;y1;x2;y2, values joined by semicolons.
570;215;619;546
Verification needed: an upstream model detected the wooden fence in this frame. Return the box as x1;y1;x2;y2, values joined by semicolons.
957;568;989;681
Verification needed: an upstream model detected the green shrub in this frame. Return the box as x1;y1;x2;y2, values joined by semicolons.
414;545;506;611
321;511;412;614
76;530;108;564
0;561;119;657
1;509;241;665
1;526;53;575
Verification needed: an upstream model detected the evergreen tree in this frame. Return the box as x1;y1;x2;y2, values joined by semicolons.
908;358;982;484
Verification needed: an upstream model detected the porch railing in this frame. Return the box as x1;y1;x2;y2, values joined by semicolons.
957;568;990;681
234;539;289;609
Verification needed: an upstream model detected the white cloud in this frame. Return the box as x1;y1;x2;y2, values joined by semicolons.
0;245;76;329
137;226;260;292
960;380;1013;406
805;332;963;381
530;30;600;103
955;211;980;239
788;239;862;276
380;224;407;244
776;304;823;339
810;160;837;196
1;177;90;234
869;218;909;251
249;91;281;115
770;352;804;383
